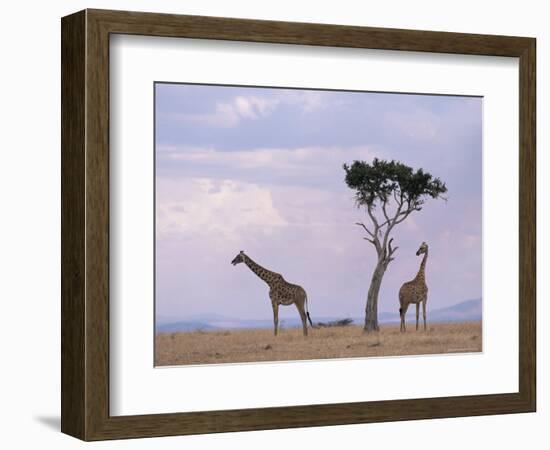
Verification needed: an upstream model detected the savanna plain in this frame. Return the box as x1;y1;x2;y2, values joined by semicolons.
155;321;482;366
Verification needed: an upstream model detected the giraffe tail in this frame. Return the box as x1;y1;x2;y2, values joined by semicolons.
305;294;314;327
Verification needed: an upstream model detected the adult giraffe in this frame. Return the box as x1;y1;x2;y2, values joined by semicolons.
398;242;429;332
231;251;313;336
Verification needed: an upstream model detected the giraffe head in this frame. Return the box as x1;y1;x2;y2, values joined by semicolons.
231;251;246;266
416;242;429;256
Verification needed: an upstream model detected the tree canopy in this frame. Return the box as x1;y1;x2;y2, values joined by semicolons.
343;158;448;213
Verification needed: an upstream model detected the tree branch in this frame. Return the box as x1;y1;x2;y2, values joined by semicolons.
366;204;380;233
393;207;414;225
380;200;404;252
388;237;398;257
381;198;390;224
356;221;381;253
355;222;374;238
377;196;409;229
392;189;403;207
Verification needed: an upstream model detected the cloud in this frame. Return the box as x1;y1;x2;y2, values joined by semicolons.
381;97;482;147
157;144;380;188
175;95;280;128
169;90;336;129
156;178;287;240
234;96;279;118
279;90;327;113
383;108;440;141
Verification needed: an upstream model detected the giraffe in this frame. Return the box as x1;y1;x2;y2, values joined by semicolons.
231;251;313;336
398;242;429;332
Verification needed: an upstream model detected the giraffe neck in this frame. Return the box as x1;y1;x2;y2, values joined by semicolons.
415;251;428;283
243;255;279;286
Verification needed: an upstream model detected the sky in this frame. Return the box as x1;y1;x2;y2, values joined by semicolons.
155;83;482;324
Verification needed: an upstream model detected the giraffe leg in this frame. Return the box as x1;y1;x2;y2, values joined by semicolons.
295;302;308;337
272;302;279;336
400;304;408;332
422;300;427;331
416;303;420;331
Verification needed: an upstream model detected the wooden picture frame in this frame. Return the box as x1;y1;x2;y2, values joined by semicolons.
61;9;536;441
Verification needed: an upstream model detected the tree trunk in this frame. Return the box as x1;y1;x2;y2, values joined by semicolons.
364;259;386;333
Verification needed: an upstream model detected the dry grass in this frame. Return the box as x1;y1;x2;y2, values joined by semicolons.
155;321;482;366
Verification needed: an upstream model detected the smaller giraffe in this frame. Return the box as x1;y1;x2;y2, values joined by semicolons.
398;242;429;332
231;251;313;336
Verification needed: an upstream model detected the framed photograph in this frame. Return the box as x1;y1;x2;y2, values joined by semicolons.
61;9;536;440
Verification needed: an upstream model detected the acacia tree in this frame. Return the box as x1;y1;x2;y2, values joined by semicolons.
343;158;448;332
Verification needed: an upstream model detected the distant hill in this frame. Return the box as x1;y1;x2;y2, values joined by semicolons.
156;321;219;333
428;298;482;322
368;298;481;324
156;298;481;334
